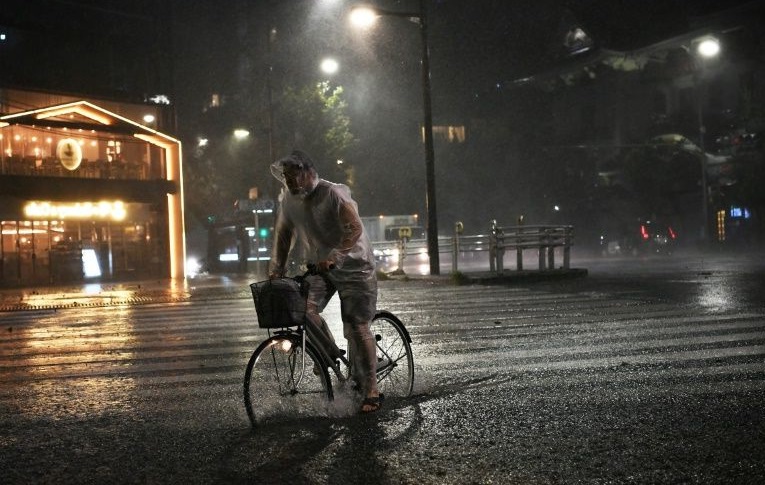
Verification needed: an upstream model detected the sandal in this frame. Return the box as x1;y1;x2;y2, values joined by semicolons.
360;393;384;414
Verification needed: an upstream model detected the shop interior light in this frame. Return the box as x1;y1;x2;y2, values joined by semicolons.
82;249;102;278
233;129;250;139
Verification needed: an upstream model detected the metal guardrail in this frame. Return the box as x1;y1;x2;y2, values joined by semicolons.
371;220;574;275
486;220;574;274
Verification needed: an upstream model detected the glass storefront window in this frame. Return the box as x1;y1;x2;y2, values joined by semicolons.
1;209;164;286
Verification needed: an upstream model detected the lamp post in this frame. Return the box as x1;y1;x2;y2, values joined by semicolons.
350;0;440;274
693;35;720;243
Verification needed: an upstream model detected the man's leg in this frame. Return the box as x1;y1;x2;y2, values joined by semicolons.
345;321;379;402
304;274;343;360
339;284;380;411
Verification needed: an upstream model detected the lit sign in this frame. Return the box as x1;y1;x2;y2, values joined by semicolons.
56;138;83;170
24;201;127;221
729;206;751;219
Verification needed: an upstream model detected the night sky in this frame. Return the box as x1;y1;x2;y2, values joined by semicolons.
2;0;757;108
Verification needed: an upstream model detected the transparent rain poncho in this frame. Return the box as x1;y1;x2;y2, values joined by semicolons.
270;159;377;287
271;155;379;393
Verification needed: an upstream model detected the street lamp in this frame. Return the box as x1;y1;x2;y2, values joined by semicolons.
696;38;721;58
692;35;720;243
350;1;440;275
320;57;340;75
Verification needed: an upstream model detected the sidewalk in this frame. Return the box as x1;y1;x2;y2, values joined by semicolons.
0;273;255;312
0;267;588;312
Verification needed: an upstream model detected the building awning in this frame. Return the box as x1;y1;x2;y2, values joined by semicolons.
0;100;178;141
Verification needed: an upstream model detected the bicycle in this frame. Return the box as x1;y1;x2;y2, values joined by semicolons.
243;266;414;427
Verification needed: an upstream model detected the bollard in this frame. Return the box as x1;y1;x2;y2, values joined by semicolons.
398;238;405;271
387;227;411;276
547;243;555;270
387;237;407;276
490;220;505;274
489;220;498;273
516;241;524;271
496;231;504;274
563;226;572;269
453;221;464;273
516;215;524;271
538;229;546;270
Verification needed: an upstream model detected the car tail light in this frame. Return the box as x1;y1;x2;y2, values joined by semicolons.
668;226;677;239
640;224;649;240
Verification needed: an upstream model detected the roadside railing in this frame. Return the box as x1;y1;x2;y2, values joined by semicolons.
485;220;574;274
371;220;574;275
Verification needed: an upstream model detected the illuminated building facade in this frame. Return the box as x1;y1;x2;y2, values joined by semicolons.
0;89;185;286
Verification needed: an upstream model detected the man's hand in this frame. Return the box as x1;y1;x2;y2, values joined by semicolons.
317;259;335;272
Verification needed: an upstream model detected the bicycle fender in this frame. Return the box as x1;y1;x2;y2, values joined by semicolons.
374;310;412;343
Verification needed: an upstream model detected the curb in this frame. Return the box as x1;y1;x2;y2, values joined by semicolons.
383;268;589;285
0;268;588;312
463;268;589;285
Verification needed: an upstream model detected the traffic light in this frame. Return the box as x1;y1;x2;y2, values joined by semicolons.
259;227;270;239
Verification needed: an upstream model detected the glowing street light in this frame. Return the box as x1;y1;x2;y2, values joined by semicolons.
320;57;339;75
349;1;440;275
349;7;378;29
696;37;721;58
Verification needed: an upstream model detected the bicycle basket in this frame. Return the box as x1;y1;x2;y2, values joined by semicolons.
250;278;306;328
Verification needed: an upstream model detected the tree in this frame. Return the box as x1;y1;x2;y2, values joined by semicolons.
275;81;355;181
182;81;355;226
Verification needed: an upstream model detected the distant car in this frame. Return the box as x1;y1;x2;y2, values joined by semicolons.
637;220;678;254
599;220;678;256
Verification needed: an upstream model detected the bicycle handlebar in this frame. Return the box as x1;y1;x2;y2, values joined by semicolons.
305;262;336;276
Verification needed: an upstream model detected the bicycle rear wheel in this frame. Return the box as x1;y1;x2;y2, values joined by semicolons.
243;334;332;427
371;312;414;397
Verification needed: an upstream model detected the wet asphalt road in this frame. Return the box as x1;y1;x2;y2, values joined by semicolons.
1;250;764;484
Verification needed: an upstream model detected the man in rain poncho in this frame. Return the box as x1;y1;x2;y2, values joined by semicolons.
268;150;382;413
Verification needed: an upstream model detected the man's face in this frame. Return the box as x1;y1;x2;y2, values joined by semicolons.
283;166;311;196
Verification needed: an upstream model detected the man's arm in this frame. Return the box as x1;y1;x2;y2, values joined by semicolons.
270;209;293;277
321;200;363;270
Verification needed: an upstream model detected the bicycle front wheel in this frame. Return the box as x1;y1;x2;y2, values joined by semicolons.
243;335;332;427
371;312;414;397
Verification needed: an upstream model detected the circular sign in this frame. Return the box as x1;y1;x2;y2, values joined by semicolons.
56;138;83;170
